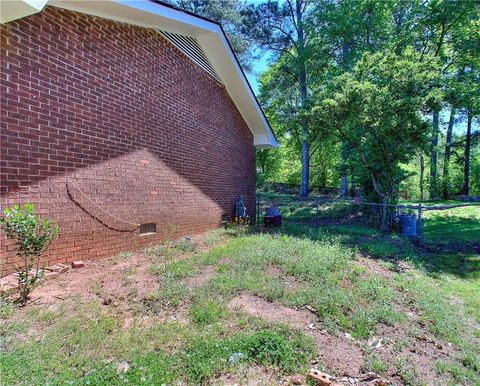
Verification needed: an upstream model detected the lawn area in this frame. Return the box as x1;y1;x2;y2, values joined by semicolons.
1;221;479;385
258;192;355;223
421;204;480;249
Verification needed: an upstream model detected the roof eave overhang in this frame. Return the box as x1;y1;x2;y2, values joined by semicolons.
0;0;278;149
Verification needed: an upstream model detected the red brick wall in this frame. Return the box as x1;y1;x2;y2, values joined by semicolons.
0;7;256;276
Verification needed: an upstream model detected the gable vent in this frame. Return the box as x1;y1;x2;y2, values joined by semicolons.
159;30;223;83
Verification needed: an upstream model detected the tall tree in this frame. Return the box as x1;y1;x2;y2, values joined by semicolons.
430;110;440;199
311;0;394;197
463;113;473;195
442;107;456;198
414;0;479;199
167;0;252;67
314;49;440;230
242;0;315;196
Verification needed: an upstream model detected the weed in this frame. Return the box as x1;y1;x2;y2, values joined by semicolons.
144;244;166;257
112;251;133;264
0;298;16;318
395;357;419;385
189;299;225;326
462;351;480;373
362;351;388;374
174;239;196;253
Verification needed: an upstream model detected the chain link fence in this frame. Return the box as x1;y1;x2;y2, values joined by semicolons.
256;193;480;249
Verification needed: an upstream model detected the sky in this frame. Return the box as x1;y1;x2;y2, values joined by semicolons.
245;54;269;94
244;0;271;94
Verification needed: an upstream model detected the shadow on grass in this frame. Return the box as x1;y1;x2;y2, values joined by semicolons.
260;221;479;280
423;216;480;252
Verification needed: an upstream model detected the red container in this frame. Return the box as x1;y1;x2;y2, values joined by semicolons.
264;215;282;226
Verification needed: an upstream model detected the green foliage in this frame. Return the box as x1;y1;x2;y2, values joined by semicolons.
238;329;313;372
173;239;196;253
362;351;388;375
189;299;225;326
251;0;480;200
1;204;58;305
315;49;441;204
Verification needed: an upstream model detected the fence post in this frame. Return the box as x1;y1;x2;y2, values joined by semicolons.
256;193;260;225
316;196;320;228
417;203;423;241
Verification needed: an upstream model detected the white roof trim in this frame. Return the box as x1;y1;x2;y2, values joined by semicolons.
0;0;278;148
0;0;48;23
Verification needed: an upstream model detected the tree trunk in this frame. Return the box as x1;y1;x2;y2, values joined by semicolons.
429;109;439;200
297;0;309;197
339;146;348;197
442;107;455;198
339;41;351;197
463;112;472;196
420;153;425;201
380;195;388;232
300;136;310;196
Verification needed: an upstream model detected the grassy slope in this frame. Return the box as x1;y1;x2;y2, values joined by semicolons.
1;220;479;385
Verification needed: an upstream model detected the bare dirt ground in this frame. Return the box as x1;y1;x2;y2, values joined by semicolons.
10;251;191;330
3;236;468;386
186;265;216;287
228;293;364;377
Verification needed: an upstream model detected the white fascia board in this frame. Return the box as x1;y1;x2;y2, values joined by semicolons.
8;0;278;148
1;0;48;23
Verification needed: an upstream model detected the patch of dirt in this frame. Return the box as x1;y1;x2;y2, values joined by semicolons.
229;293;315;328
211;365;288;385
185;265;216;287
354;256;394;279
265;266;300;292
218;256;232;265
8;250;189;332
372;323;458;386
265;266;282;277
28;252;158;306
228;293;364;377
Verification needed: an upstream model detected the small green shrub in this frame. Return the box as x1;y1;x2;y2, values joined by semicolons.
174;239;196;253
1;204;57;305
462;351;480;373
189;300;225;325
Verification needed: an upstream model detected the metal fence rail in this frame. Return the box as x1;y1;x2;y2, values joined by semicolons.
256;193;480;243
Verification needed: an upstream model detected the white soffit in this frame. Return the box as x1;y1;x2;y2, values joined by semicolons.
0;0;48;23
1;0;278;148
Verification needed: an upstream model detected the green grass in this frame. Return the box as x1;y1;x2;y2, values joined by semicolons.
189;299;226;326
1;305;314;385
258;192;354;223
262;193;480;248
2;214;479;385
422;204;480;247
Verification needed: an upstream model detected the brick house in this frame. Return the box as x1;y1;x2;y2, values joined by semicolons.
0;0;277;275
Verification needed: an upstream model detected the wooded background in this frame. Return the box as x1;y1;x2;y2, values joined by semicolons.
169;0;480;202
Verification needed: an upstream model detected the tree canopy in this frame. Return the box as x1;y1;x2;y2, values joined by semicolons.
173;0;480;202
